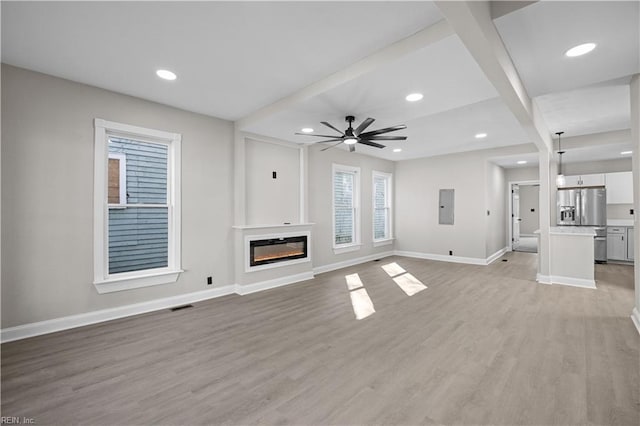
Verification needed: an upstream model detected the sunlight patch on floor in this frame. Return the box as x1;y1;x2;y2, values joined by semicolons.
382;262;427;296
345;273;375;320
345;273;364;291
393;273;427;296
381;262;407;277
349;288;376;320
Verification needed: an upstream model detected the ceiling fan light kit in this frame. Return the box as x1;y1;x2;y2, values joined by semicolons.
295;115;407;153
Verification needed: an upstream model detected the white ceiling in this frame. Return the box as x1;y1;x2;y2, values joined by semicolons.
1;1;442;121
2;1;638;164
494;1;639;97
534;80;630;138
491;141;634;169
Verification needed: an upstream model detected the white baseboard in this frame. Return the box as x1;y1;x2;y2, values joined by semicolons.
536;274;596;289
2;270;321;343
631;307;640;336
536;274;553;284
486;247;508;264
394;250;487;265
313;251;395;274
235;271;314;295
1;285;236;343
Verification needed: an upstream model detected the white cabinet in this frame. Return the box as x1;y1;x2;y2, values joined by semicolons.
605;171;633;204
607;226;634;262
580;173;606;187
559;174;605;188
561;175;581;187
607;232;626;260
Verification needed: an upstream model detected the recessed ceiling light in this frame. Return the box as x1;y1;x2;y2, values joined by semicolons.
393;148;402;153
475;133;487;139
156;69;177;81
565;43;596;57
621;151;633;155
517;160;527;165
301;128;314;133
405;93;423;102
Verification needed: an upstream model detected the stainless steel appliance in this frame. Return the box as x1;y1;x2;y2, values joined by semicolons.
557;187;607;262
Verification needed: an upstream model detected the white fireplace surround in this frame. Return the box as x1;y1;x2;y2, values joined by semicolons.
244;230;311;272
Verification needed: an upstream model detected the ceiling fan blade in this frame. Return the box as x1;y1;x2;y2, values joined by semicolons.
357;140;385;149
295;133;346;138
360;124;407;137
363;135;407;141
321;141;344;151
354;117;375;136
320;121;345;135
314;138;344;143
349;144;356;153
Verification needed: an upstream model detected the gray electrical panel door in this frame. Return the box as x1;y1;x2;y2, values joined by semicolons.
439;189;455;225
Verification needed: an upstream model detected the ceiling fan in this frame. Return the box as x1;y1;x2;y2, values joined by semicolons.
295;116;407;152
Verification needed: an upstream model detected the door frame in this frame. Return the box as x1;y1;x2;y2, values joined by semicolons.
507;180;540;251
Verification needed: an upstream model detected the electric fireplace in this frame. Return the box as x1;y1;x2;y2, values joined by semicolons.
249;235;308;267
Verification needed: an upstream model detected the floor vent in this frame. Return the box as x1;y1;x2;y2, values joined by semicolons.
170;304;194;312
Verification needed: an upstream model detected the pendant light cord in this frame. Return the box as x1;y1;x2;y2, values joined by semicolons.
556;131;565;176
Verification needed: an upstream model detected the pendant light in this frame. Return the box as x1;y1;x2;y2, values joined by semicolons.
555;131;566;187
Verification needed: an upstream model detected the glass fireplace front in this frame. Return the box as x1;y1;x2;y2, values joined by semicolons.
249;235;308;267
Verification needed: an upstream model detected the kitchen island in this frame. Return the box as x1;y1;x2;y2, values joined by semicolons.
535;226;596;289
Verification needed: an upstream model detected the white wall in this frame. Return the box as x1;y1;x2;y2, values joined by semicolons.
307;144;395;268
607;204;634;220
246;138;300;225
1;65;235;328
563;158;632;175
395;150;489;259
505;166;538;182
485;162;507;256
518;184;540;234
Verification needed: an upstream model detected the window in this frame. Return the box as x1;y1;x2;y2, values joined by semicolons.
373;171;393;244
333;164;361;253
93;119;182;293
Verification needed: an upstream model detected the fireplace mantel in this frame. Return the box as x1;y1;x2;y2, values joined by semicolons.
232;223;315;230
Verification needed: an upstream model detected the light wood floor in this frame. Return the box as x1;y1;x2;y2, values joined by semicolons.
2;252;638;425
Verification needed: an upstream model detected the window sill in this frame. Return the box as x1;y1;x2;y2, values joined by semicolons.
333;244;362;255
373;238;395;247
94;269;183;294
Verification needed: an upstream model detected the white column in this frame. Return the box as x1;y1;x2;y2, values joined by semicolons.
233;127;246;225
631;74;640;333
299;145;309;223
537;150;552;281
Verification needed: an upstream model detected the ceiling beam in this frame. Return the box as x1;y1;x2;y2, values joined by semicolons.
557;129;632;151
236;19;453;130
490;1;538;19
434;0;552;153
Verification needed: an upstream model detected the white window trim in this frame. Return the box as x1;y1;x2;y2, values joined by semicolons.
372;170;393;244
332;163;361;254
108;152;127;206
93;118;182;294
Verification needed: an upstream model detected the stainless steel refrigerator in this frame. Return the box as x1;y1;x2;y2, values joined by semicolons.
557;187;607;262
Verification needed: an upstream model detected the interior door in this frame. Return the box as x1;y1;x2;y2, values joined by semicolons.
512;185;520;250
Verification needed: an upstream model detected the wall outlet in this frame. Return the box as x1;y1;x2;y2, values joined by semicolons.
631;209;634;215
449;250;453;256
207;276;213;285
272;171;277;179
